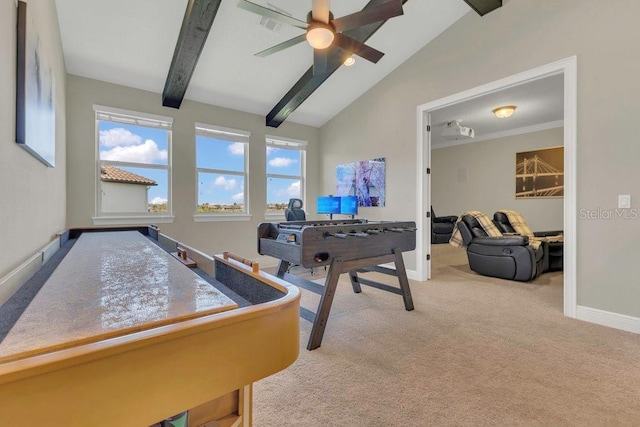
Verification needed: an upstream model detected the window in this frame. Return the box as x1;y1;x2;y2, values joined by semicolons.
94;106;172;221
266;136;306;214
195;123;249;217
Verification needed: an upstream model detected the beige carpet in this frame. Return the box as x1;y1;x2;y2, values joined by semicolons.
255;245;640;426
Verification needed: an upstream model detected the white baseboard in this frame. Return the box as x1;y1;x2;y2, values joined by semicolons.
0;236;62;307
576;305;640;334
0;253;42;307
42;238;61;264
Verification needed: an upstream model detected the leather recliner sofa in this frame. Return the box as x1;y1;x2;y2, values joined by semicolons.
493;212;563;272
457;214;544;282
431;207;458;244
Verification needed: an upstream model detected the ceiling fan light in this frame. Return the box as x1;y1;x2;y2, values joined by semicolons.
493;105;517;118
343;56;355;66
306;23;334;49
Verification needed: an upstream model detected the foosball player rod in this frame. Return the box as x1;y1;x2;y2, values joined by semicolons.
323;232;347;239
348;232;369;238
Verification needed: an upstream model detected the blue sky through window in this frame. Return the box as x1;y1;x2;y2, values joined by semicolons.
97;122;304;209
266;146;301;205
198;172;245;205
197;136;246;207
196;136;244;172
98;121;169;205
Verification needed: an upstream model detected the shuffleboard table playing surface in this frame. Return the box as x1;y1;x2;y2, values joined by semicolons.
0;230;238;361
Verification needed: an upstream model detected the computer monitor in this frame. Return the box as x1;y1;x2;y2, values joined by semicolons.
340;196;358;217
316;196;341;217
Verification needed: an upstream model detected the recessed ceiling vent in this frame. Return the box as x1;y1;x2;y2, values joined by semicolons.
259;16;283;31
258;3;291;32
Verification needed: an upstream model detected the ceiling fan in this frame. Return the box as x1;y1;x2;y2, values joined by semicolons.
238;0;404;75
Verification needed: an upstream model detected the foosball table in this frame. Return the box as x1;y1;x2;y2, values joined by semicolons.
258;219;416;350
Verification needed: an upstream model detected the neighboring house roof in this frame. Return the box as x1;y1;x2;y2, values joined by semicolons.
100;165;157;186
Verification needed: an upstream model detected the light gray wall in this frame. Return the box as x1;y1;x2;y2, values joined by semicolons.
66;75;320;265
321;0;640;317
432;127;563;231
0;0;66;279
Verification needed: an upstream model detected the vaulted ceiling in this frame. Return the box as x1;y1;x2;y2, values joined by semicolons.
55;0;494;127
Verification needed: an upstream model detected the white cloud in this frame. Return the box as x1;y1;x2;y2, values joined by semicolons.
275;180;301;197
99;128;142;147
150;197;167;204
214;176;237;191
286;180;300;196
269;157;297;167
100;139;167;163
228;142;245;155
231;192;244;201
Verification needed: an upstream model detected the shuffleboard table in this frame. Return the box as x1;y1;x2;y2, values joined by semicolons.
0;227;300;426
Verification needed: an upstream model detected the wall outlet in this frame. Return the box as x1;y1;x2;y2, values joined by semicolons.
618;194;631;209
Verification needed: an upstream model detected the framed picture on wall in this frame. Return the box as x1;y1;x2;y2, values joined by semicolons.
336;158;386;207
515;146;563;198
16;0;56;167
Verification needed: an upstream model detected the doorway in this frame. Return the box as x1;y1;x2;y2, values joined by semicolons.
415;56;577;318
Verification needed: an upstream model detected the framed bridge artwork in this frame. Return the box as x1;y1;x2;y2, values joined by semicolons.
16;0;56;167
515;146;564;198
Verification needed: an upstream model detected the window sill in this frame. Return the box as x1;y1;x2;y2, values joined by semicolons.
193;214;252;223
265;213;285;221
92;215;175;226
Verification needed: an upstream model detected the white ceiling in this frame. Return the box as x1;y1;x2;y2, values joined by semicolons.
54;0;471;127
430;73;564;147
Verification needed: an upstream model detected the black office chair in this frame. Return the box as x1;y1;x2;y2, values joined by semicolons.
285;198;306;221
283;198;315;275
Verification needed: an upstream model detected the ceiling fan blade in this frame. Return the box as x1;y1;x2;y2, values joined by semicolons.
332;0;403;33
312;0;330;24
313;49;328;76
237;0;308;30
255;34;308;57
333;33;384;63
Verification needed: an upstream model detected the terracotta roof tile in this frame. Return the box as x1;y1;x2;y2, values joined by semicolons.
100;165;157;186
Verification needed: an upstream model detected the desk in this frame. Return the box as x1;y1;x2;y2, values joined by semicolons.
0;228;300;426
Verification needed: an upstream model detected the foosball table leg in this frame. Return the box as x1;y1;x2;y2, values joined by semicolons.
307;257;344;351
348;270;362;293
275;259;289;278
393;248;414;311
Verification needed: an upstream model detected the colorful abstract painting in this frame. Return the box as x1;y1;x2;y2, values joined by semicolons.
336;158;385;207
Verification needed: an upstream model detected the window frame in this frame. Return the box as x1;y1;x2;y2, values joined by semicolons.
194;123;251;222
265;135;307;219
92;105;174;225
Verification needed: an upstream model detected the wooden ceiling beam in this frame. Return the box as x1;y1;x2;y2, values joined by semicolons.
463;0;502;17
266;0;408;128
162;0;222;109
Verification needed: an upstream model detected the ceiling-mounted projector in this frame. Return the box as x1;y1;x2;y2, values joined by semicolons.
442;119;475;140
